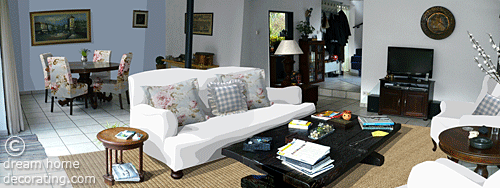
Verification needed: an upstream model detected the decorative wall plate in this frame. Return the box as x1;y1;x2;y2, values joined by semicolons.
420;6;455;40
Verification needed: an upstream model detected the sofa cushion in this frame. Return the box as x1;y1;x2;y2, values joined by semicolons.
472;93;500;116
142;78;206;126
207;79;247;116
163;102;316;171
216;69;271;110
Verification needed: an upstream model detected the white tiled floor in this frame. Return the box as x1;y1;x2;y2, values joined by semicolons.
17;92;130;157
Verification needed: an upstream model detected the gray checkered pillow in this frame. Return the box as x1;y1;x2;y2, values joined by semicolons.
472;93;500;115
207;79;247;116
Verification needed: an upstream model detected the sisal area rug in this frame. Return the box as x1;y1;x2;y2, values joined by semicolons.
0;134;48;163
60;124;447;188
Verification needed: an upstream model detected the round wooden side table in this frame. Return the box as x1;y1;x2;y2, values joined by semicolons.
439;126;500;178
97;127;149;186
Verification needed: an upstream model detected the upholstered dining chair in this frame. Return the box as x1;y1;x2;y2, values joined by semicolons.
90;50;112;81
39;52;53;103
92;52;133;109
48;57;88;115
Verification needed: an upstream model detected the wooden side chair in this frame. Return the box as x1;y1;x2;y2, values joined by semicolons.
93;52;133;109
39;52;53;103
48;57;88;115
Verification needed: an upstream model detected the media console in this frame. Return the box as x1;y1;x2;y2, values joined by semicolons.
378;78;435;120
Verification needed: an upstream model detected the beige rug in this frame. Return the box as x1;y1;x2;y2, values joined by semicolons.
60;124;447;188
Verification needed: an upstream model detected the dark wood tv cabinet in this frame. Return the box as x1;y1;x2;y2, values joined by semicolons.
378;78;434;120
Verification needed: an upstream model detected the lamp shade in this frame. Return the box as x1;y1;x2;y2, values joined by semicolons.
274;40;304;55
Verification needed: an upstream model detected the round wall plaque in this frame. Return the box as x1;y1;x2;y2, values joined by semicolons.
420;6;455;40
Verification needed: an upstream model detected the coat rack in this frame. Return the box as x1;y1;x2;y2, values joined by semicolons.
321;1;348;13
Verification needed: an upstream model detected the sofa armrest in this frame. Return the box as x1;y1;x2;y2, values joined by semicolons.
437;100;475;117
459;115;500;127
483;171;500;188
407;161;482;188
266;86;302;105
130;104;178;142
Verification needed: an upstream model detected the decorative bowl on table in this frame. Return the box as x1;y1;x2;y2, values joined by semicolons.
469;136;493;149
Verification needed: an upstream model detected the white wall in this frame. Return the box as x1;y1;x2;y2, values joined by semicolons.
351;0;363;52
165;0;245;67
13;0;165;91
361;0;500;105
240;0;322;86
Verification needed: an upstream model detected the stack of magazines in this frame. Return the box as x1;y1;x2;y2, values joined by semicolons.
112;163;140;182
310;111;341;120
358;116;395;130
277;139;334;177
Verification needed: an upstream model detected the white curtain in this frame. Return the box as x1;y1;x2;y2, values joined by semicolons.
0;0;24;134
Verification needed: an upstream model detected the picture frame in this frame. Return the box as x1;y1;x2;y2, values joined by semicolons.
185;13;213;36
133;10;148;28
30;9;91;46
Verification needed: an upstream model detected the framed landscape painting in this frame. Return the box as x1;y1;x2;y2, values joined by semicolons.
185;13;213;36
30;9;91;46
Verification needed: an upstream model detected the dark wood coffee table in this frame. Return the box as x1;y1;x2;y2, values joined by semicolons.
439;126;500;178
222;115;401;187
97;127;149;186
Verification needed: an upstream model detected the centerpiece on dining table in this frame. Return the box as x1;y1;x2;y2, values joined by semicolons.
80;48;90;63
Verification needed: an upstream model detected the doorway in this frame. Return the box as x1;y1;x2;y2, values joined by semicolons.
268;11;293;86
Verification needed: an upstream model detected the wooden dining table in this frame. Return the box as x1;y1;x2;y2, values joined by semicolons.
58;62;120;109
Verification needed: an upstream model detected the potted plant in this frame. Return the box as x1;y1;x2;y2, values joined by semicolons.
296;21;315;40
156;56;166;69
80;48;90;62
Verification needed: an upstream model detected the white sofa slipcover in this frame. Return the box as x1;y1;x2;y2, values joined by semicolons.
397;158;500;188
430;75;500;149
129;67;316;179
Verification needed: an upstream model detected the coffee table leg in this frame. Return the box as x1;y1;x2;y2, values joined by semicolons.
474;165;488;178
105;148;109;176
120;150;123;164
103;148;115;186
360;151;385;166
139;144;144;181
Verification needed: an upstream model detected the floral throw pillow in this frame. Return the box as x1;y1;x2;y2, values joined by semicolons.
142;78;206;126
207;79;248;116
216;69;271;109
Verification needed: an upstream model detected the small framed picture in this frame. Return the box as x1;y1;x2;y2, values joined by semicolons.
133;10;148;28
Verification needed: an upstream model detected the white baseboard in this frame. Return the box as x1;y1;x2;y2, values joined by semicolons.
20;90;45;95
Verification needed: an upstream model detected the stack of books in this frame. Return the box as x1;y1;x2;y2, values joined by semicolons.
115;130;143;141
277;139;334;177
310;111;341;120
358;116;395;130
288;120;312;130
112;163;140;182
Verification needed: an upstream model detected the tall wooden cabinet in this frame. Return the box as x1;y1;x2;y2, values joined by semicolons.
299;40;325;85
378;78;435;120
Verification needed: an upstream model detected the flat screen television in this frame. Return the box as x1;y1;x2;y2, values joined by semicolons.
387;46;434;78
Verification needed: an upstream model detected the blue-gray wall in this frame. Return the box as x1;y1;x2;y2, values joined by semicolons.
10;0;165;91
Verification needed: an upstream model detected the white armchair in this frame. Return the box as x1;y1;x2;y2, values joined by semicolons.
430;75;500;150
398;158;500;188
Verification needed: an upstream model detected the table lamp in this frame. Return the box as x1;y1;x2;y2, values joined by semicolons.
274;40;303;87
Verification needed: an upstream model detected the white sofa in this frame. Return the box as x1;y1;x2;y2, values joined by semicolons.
398;158;500;188
129;67;316;179
430;75;500;150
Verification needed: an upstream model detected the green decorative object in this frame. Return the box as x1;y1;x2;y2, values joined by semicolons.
296;21;315;40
